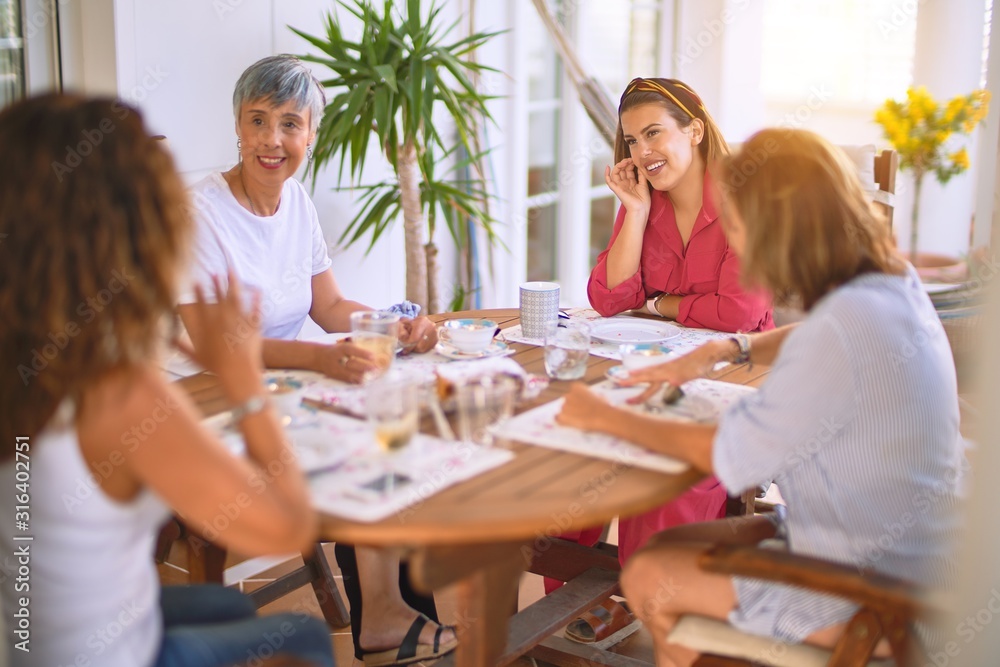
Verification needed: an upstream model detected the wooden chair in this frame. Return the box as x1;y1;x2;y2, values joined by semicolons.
872;148;898;229
667;544;934;667
155;520;351;628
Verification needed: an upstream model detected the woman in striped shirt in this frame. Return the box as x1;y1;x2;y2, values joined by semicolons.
557;128;964;664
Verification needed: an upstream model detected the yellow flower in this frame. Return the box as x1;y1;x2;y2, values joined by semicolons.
943;98;964;124
950;147;970;170
876;87;989;183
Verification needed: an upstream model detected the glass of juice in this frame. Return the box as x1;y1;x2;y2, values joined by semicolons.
365;373;419;495
350;310;401;382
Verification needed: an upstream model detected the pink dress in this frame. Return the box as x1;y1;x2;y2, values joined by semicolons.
546;171;774;594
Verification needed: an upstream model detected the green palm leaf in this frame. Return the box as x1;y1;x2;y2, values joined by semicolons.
293;0;506;311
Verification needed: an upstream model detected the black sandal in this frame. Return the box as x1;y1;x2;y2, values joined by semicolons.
360;614;458;667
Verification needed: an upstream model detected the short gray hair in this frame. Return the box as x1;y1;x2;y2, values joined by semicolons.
232;55;327;133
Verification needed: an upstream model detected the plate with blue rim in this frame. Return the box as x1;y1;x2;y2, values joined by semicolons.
434;339;513;360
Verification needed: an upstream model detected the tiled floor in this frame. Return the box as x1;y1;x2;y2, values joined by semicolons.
156;518;660;666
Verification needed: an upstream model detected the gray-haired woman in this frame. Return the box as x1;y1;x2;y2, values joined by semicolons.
178;55;454;667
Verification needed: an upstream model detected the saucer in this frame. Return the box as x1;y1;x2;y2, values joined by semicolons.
605;365;631;385
435;340;513;360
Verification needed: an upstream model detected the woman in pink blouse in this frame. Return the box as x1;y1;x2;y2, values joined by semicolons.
589;77;772;331
552;78;773;646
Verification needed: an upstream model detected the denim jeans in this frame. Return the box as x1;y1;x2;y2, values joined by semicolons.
153;585;335;667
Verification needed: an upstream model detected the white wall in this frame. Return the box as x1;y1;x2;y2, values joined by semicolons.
911;0;987;259
61;0;472;322
673;0;766;142
52;0;999;316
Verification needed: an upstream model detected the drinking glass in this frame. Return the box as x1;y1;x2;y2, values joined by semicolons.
365;374;419;495
350;311;401;382
543;320;591;380
455;375;518;447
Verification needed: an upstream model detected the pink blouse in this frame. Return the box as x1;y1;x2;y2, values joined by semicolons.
588;171;773;333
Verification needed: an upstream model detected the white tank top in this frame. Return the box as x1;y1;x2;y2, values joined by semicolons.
0;402;170;667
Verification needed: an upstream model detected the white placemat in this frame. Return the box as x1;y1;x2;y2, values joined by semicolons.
502;308;732;361
494;378;757;474
205;403;369;474
308;436;514;523
205;399;514;523
299;357;527;417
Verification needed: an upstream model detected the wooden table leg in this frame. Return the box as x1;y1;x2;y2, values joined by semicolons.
410;542;529;667
185;534;226;584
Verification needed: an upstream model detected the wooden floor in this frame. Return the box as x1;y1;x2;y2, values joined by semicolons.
156;518;661;666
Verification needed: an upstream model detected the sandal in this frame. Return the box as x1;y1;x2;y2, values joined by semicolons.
361;614;458;667
564;598;641;649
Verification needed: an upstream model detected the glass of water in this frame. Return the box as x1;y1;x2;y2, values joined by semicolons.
455;375;518;446
543;320;591;380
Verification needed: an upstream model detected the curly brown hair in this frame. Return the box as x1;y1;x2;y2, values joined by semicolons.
0;94;191;457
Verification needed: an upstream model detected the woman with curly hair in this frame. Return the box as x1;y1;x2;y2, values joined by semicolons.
0;94;334;667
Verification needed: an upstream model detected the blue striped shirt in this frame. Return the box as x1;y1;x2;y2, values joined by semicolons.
714;266;965;642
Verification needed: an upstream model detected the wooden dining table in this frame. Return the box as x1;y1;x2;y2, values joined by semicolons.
179;309;770;667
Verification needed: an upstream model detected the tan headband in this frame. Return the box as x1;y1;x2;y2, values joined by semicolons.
623;78;704;120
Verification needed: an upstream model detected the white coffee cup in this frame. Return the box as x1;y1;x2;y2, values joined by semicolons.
438;318;497;354
519;281;560;339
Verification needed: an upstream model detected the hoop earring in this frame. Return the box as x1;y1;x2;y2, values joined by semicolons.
237;137;242;162
307;144;313;161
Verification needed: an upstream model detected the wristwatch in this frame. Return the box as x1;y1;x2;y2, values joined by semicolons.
646;292;669;316
729;333;752;365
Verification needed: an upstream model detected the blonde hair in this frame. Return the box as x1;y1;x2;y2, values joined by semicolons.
0;95;191;457
720;128;902;311
613;77;729;167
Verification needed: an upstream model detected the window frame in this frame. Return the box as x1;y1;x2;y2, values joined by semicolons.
514;0;671;307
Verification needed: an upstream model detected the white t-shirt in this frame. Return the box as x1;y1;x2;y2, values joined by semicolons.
179;172;333;340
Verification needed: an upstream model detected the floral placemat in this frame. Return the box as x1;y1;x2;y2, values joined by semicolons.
297;357;527;418
493;378;756;474
205;399;514;523
501;308;732;361
307;436;514;523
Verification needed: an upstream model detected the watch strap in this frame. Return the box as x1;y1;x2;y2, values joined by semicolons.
729;334;751;365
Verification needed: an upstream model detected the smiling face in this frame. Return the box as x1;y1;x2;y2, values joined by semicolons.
236;97;315;187
620;103;704;192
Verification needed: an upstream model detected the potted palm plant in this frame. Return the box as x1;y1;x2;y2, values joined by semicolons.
292;0;502;314
874;86;990;279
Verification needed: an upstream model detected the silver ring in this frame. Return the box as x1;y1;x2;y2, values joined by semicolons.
422;334;430;341
340;355;350;367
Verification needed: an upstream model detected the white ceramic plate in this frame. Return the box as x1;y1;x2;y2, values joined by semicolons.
590;318;681;345
435;340;513;360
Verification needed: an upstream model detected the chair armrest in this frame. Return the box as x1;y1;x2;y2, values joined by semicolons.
698;544;931;620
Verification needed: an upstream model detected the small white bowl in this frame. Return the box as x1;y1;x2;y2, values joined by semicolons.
620;343;672;371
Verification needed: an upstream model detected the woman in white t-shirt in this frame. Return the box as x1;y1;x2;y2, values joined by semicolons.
177;56;455;667
0;95;334;667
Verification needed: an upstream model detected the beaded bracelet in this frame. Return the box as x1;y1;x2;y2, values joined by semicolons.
230;394;268;423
